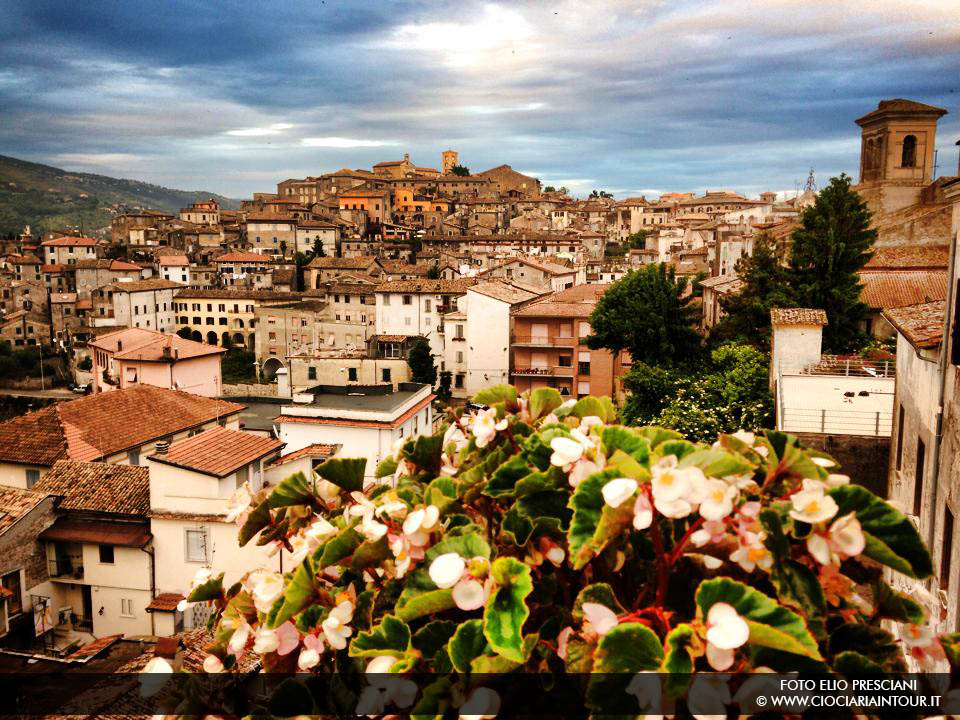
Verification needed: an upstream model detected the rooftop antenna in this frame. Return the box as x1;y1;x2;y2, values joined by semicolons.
932;149;939;179
803;168;816;193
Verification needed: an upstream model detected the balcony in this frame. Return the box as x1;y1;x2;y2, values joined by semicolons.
511;365;574;378
511;334;577;348
48;557;84;580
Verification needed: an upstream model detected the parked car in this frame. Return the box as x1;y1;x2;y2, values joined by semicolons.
70;383;91;394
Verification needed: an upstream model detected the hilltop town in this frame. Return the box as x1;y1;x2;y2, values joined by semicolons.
0;97;959;701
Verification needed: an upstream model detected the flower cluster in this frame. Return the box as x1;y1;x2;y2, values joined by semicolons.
155;385;947;719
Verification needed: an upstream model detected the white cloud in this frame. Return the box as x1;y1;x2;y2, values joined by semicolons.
300;137;399;148
226;123;294;137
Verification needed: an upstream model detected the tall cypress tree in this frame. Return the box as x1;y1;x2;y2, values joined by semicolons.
407;337;437;386
787;173;876;353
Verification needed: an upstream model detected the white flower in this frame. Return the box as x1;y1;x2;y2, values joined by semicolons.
297;634;324;669
444;422;468;451
252;572;284;613
225;483;252;523
699;479;737;521
288;534;312;567
550;436;584;468
705;602;749;651
568;459;599;488
579;415;604;433
366;655;399;674
228;621;251;656
826;473;850;488
729;531;772;572
650;456;689;502
625;671;662;715
192;568;213;586
472;408;499;448
253;627;280;654
460;687;501;720
356;686;386;716
812;456;836;468
732;430;755;445
545;545;566;567
322;600;354;650
305;516;336;542
601;478;637;508
403;505;441;545
654;496;693;519
633;492;653;530
807;512;866;565
582;602;619;636
688;673;732;720
360;513;389;542
569;428;595;451
789;483;839;524
202;654;224;673
452;578;487;610
429;552;466;589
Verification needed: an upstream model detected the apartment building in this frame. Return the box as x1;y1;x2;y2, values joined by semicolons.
375;278;476;358
244;215;297;256
98;278;180;333
41;236;98;266
157;255;190;285
173;288;303;350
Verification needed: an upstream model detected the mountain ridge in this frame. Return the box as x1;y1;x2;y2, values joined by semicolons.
0;153;240;237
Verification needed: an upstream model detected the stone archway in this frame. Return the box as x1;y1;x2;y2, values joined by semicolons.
221;331;231;346
262;356;285;381
233;332;245;346
206;331;219;345
191;330;202;342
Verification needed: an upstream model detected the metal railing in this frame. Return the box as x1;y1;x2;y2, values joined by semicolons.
511;366;574;377
780;407;893;437
511;334;577;347
782;355;896;378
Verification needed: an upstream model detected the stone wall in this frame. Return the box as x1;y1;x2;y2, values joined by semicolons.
0;496;58;601
793;432;890;497
221;382;277;397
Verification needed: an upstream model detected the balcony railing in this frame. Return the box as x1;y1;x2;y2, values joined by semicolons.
780;407;893;437
511;334;577;347
781;355;896;379
512;366;574;377
49;558;83;579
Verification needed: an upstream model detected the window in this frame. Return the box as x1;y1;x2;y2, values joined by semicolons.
942;507;954;590
307;366;317;380
913;438;926;516
579;321;591;337
121;598;135;617
901;134;917;168
895;404;905;470
383;295;390;306
128;449;140;466
348;368;358;381
382;368;391;382
455;324;464;339
456;351;464;363
425;299;431;312
558;355;572;367
1;571;22;615
185;528;209;563
26;469;40;488
403;295;412;305
218;317;227;325
404;317;412;326
99;545;115;564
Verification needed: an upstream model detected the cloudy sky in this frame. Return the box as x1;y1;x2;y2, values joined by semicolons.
1;0;958;199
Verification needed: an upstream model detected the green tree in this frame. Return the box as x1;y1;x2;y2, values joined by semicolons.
543;185;556;193
589;189;613;199
626;230;649;249
436;370;452;401
76;356;92;371
407;337;437;386
586;264;700;365
177;327;193;340
713;233;793;351
558;186;569;195
788;173;876;353
311;237;325;259
450;164;470;176
426;264;441;279
620;362;687;426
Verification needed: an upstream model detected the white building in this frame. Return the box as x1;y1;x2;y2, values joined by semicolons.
110;278;181;333
374;279;475;359
277;383;434;482
157;255;190;285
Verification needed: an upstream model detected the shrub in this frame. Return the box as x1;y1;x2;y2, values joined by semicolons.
167;385;946;717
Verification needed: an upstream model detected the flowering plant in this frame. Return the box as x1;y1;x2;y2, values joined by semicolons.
167;385;949;717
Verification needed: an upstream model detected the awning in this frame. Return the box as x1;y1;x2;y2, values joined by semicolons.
39;518;151;547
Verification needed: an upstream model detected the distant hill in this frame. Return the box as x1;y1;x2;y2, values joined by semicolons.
0;154;240;237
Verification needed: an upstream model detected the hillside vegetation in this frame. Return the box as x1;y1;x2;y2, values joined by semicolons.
0;154;239;236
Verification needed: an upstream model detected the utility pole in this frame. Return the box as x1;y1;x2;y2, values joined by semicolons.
38;341;44;391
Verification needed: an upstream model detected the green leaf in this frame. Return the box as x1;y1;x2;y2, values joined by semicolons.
484;454;532;498
567;468;621;569
448;619;487;673
483;557;533;663
349;615;411;657
470;635;538;674
403;432;444;474
768;559;826;638
593;622;664;672
396;588;454;622
570;396;606;420
425;476;457;511
873;579;925;624
661;624;695;699
268;471;315;509
350;536;390;571
472;384;518;408
314;526;364;569
940;632;960;671
829;624;904;671
656;438;697;460
601;426;651;463
270;560;317;628
695;577;822;661
411;677;452;720
573;583;625;621
412;620;458;659
186;572;224;602
829;484;933;578
237;499;271;546
679;447;754;478
634;426;683;449
314;457;366;492
375;457;398;478
528;387;563;420
833;650;885;676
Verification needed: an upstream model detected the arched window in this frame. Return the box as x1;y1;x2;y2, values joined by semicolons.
901;135;917;168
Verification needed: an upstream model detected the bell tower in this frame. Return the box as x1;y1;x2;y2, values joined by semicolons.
442;150;459;175
856;99;947;185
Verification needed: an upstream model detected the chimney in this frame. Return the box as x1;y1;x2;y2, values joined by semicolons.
162;342;173;360
155;440;170;455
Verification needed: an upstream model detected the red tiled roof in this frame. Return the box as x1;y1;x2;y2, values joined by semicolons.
269;443;340;466
39;518;152;547
882;300;945;349
214;251;279;263
41;236;98;247
90;327;225;361
146;592;184;612
0;486;51;534
859;270;947;309
109;278;182;292
770;308;828;326
33;460;150;516
0;386;245;467
66;635;122;659
864;245;950;270
149;426;283;477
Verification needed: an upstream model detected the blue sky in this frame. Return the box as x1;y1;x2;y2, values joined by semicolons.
1;0;957;199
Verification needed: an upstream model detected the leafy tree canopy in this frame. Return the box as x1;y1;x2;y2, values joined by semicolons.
407;337;437;386
450;164;471;176
586;263;700;365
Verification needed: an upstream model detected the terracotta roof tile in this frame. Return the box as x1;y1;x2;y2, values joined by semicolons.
269;443;340;466
864;245;950;269
109;278;182;292
90;327;226;361
859;270;947;309
0;486;51;534
33;460;150;515
307;255;380;269
146;592;184;612
150;426;282;477
39;517;151;547
770;308;828;326
374;278;476;293
214;251;280;263
41;236;98;247
0;386;244;467
882;300;945;349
